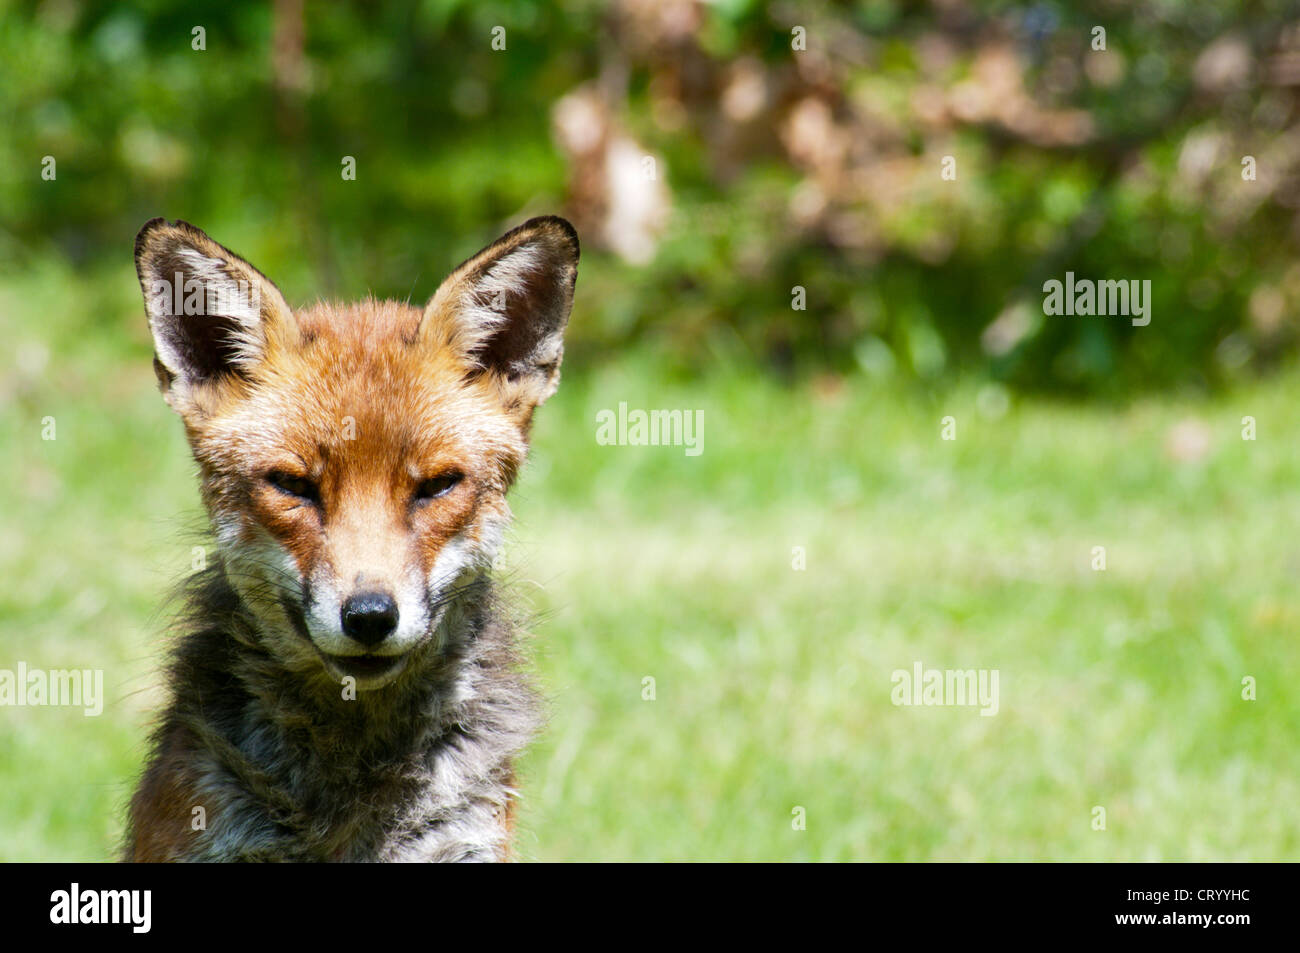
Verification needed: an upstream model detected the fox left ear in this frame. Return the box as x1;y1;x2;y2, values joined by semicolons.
134;218;295;407
422;216;579;417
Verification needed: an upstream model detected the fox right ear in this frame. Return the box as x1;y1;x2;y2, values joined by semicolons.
134;218;294;401
421;216;579;421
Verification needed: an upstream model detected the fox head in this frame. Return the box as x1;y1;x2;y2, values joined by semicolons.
135;217;578;690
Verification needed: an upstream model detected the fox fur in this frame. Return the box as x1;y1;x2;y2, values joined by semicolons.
123;216;578;862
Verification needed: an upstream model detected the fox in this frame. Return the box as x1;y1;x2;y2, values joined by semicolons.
123;215;578;861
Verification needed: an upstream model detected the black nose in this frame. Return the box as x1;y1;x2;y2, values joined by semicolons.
341;592;399;646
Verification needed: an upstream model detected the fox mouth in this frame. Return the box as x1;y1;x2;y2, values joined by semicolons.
319;651;409;684
280;592;414;686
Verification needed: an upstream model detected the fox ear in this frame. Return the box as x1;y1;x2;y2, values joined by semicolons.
422;216;579;416
134;218;293;399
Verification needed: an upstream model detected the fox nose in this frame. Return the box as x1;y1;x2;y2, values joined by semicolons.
341;592;399;646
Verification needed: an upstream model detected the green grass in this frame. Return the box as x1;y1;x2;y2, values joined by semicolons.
2;257;1298;861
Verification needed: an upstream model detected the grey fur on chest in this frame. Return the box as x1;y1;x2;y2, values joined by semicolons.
163;573;538;862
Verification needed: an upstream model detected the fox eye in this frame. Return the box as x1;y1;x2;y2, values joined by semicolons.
266;470;320;504
414;472;463;503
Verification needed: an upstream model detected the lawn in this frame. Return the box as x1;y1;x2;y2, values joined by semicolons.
2;257;1298;861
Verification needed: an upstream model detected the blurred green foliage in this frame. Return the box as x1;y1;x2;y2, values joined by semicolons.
3;0;1300;394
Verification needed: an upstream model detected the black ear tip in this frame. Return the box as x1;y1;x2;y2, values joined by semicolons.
520;215;580;261
135;217;209;247
134;217;168;257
